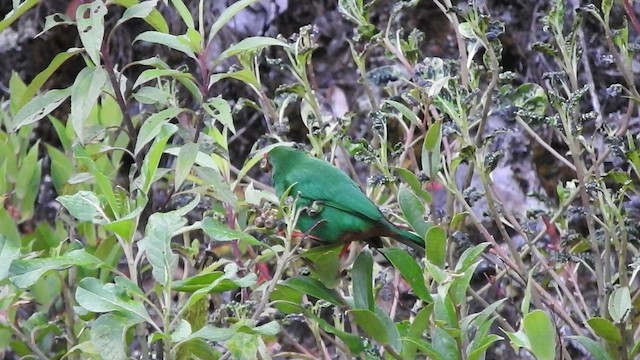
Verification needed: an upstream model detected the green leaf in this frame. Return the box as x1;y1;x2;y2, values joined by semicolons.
12;88;71;130
209;68;259;89
380;248;431;302
194;166;238;205
136;123;178;193
170;0;194;28
0;235;20;281
57;191;105;222
10;249;103;288
522;310;556;360
15;141;39;201
110;0;168;32
587;317;622;345
175;338;220;359
394;167;432;203
0;0;39;33
143;211;185;285
201;217;264;247
182;264;256;311
173;271;256;293
133;68;194;89
433;293;457;327
608;286;631;323
175;143;199;190
9;71;27;116
91;314;141;360
350;309;391;345
454;242;489;272
227;333;259;359
116;0;156;27
300;243;342;289
383;99;421;126
467;334;502;360
566;336;615;360
448;260;479;305
171;319;192;343
135;107;184;154
70;67;109;140
425;226;446;268
213;37;291;67
75;277;153;323
281;276;344;306
514;83;548;117
13;49;82;113
433;326;460;360
402;305;434;359
133;86;171;105
76;1;107;65
203;97;235;134
422;120;442;179
189;326;236;342
402;337;445;360
398;184;429;236
425;259;447;284
45;144;73;193
352;248;374;311
134;31;197;60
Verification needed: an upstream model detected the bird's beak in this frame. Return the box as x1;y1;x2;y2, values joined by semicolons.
260;153;271;172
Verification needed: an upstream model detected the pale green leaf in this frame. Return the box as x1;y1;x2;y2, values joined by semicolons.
57;191;105;222
75;277;153;323
175;143;199;190
12;88;71;130
135;107;184;154
76;1;107;65
0;235;20;281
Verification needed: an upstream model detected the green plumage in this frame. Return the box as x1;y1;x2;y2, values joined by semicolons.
267;146;424;251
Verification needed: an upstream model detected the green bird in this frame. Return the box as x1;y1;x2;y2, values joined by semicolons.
263;145;424;251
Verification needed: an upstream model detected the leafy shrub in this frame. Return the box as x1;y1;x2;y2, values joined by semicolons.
0;0;639;359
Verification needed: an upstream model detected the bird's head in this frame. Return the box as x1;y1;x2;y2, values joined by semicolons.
260;145;302;173
260;152;272;172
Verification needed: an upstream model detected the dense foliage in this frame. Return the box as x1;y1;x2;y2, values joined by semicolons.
0;0;639;359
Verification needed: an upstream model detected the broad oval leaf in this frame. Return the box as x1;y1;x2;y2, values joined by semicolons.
201;217;263;247
90;314;141;360
352;248;374;311
608;286;631;323
566;336;615;360
12;88;71;130
214;37;291;66
57;190;105;222
70;67;109;141
134;31;197;60
398;184;429;236
587;317;622;345
143;211;185;285
523;310;556;360
0;235;20;281
10;249;103;288
281;276;344;306
75;277;153;323
175;143;199;190
425;226;446;268
135;107;184;154
76;1;107;65
380;248;431;302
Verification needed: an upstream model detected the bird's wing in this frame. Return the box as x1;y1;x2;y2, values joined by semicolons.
285;158;385;223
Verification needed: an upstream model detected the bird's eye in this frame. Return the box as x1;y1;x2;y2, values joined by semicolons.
260;157;272;172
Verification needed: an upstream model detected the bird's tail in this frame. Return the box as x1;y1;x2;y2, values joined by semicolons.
390;226;424;252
